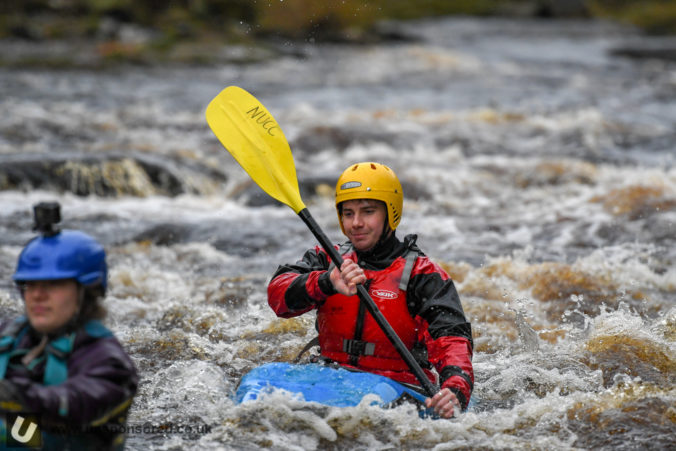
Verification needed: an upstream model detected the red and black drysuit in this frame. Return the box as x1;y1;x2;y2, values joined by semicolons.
268;233;474;410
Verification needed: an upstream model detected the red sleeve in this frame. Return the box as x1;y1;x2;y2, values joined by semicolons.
407;254;473;407
267;271;328;318
426;333;474;408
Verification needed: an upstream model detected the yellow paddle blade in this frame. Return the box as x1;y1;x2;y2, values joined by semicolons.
205;86;306;213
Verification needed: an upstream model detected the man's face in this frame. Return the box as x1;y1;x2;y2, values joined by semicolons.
340;199;387;252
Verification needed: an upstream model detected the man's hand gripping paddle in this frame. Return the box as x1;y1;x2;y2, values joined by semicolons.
205;86;438;397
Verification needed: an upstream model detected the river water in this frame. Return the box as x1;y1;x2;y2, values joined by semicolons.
0;17;674;450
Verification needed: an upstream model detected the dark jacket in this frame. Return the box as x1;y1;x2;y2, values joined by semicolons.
0;317;138;450
268;233;474;409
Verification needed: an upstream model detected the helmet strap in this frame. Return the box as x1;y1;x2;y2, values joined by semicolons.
374;222;393;249
76;285;85;312
63;285;86;332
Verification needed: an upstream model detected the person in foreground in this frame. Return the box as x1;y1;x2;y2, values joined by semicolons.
268;162;473;418
0;202;138;450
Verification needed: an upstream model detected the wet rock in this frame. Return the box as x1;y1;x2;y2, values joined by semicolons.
229;175;336;208
132;223;192;246
0;152;227;197
400;179;432;201
495;0;589;18
212;232;281;257
611;38;676;62
292;126;354;153
298;175;340;200
229;180;280;208
535;0;589;18
229;171;431;207
370;20;423;43
291;124;424;155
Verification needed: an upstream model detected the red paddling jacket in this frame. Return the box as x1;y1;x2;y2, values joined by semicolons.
268;233;474;409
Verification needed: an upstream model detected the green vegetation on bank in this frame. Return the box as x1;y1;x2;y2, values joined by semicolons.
0;0;513;42
253;0;502;39
0;1;674;67
3;0;675;43
589;0;676;34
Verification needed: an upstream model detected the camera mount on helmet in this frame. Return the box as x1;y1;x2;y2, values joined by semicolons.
33;202;61;237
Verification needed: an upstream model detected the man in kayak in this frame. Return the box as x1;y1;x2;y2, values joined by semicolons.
268;162;473;418
0;202;138;450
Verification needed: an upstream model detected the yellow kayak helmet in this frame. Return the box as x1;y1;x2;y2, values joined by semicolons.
335;162;403;234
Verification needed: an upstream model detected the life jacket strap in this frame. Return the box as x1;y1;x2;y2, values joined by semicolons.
0;317;29;380
398;250;419;291
342;339;375;356
44;333;75;387
21;335;48;367
0;336;14;380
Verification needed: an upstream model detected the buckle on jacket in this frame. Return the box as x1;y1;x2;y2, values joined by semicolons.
343;339;375;356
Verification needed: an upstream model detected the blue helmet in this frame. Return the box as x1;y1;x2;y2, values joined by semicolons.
13;230;108;293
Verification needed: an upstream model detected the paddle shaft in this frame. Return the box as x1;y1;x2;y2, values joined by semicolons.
297;208;439;397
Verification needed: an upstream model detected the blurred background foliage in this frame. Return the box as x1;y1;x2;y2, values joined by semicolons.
588;0;676;34
0;0;674;64
2;0;675;40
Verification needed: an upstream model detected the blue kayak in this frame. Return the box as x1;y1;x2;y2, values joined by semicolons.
234;362;430;410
